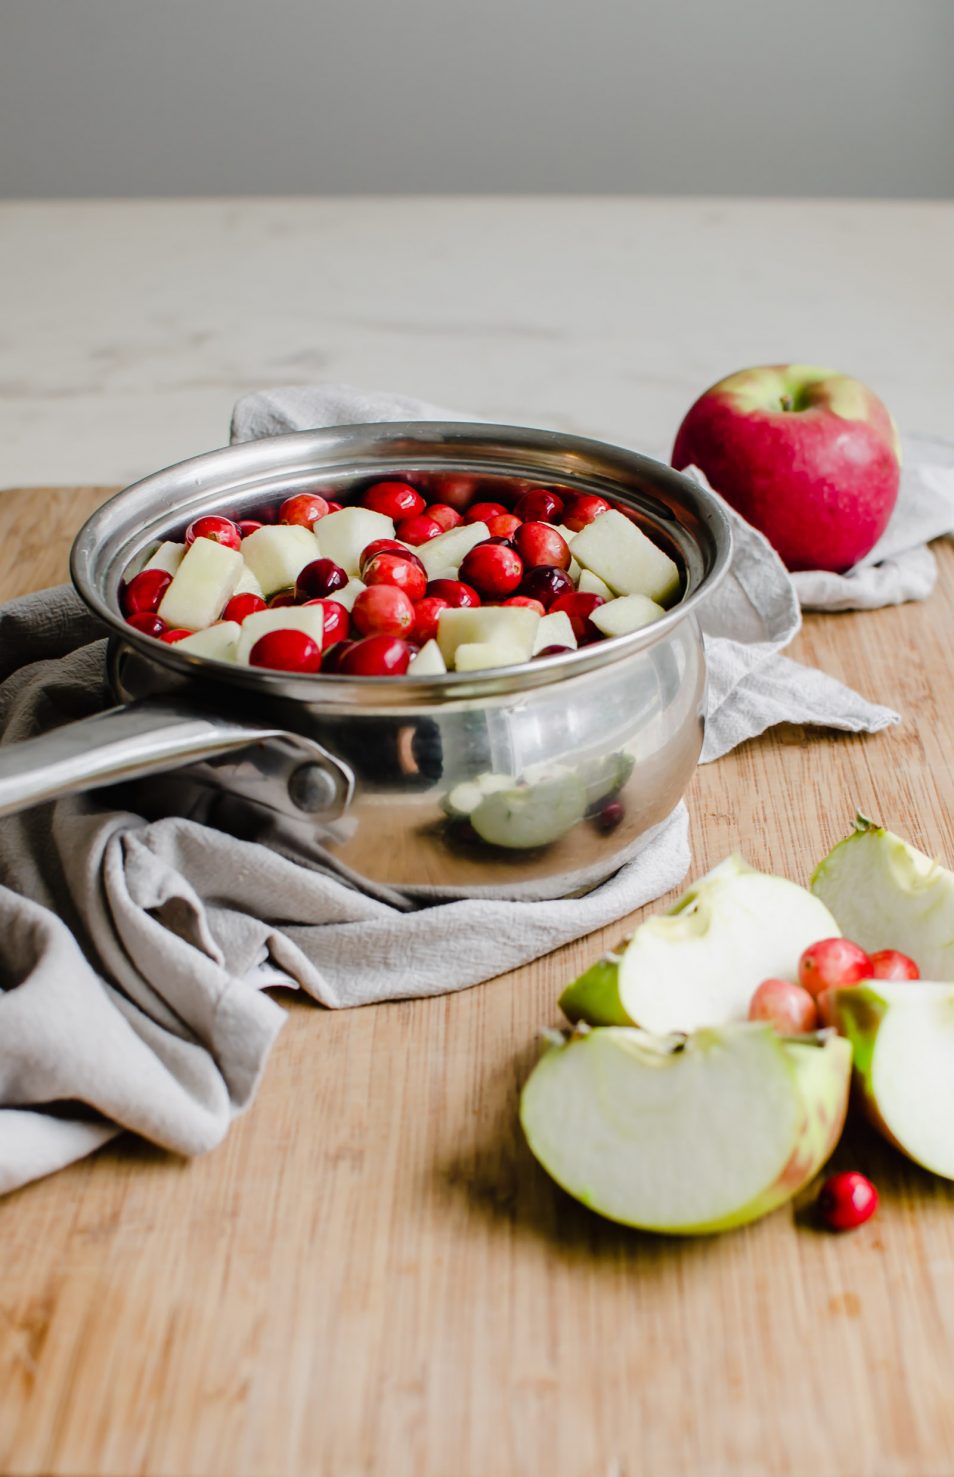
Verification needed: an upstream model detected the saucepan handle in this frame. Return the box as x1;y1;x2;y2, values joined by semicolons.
0;697;354;819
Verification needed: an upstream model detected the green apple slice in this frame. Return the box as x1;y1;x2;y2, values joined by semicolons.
236;606;328;663
436;605;540;666
175;620;241;662
143;540;186;577
156;538;244;631
240;525;321;595
453;641;529;672
560;854;840;1033
822;980;954;1179
470;770;586;849
590;593;667;639
418;521;491;578
315;507;395;575
531;611;577;654
812;818;954;979
577;568;614;601
442;771;514;819
571;509;681;604
520;1024;851;1233
407;638;446;677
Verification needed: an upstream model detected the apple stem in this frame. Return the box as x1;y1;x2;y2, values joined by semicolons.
779;393;794;412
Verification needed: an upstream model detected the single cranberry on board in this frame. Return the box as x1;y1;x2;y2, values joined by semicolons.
869;949;920;981
412;595;450;645
126;612;168;638
514;488;564;523
425;578;481;609
279;492;330;528
514;521;571;571
121;568;172;616
395;514;444;545
362;481;425;520
564;494;611;531
748;978;818;1034
185;515;242;550
459;542;524;599
352;584;416;639
464;501;509;525
798;938;872;998
302;598;350;646
817;1172;879;1231
519;565;574;609
362;552;427;602
339;635;414;677
222;593;268;624
249;629;323;673
424;503;464;531
296;558;349;601
549;591;606;643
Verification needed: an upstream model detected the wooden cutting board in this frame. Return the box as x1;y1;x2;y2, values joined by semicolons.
2;487;953;1477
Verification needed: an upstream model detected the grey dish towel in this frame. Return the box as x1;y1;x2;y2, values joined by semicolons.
2;385;940;1197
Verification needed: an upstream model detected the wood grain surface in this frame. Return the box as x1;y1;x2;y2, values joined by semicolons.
1;487;953;1477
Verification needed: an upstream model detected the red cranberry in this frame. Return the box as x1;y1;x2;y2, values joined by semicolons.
362;481;425;520
352;585;416;639
504;596;546;615
818;1172;878;1231
425;503;464;531
269;589;299;608
362;552;427;602
296;558;348;601
534;644;575;659
869;949;920;981
340;635;414;677
223;593;268;623
519;565;574;609
748;978;819;1034
321;639;357;673
121;568;172;616
485;513;523;539
395;514;444;545
302;598;350;646
237;519;264;538
279;493;330;528
159;627;191;643
249;629;323;673
798;938;872;999
514;521;571;571
595;799;625;834
514;488;564;523
359;539;425;576
425;578;481;608
326;501;343;513
465;501;509;525
412;595;450;645
459;543;524;599
126;612;167;638
550;591;606;643
185;515;242;551
564;494;611;531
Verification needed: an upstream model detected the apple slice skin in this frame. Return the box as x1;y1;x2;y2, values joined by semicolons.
822;981;954;1180
520;1026;851;1235
812;822;954;981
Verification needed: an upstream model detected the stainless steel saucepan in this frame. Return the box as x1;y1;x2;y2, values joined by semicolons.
0;423;732;900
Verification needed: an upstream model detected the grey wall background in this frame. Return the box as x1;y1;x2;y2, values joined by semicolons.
2;0;953;198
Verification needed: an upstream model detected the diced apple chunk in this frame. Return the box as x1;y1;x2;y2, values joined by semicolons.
407;638;447;676
232;563;264;598
571;510;680;603
236;607;329;663
157;539;244;631
175;621;241;662
334;578;366;612
418;522;491;578
143;541;186;577
578;568;614;601
590;593;667;638
241;525;321;595
531;611;578;654
315;507;395;575
453;641;528;672
436;605;540;665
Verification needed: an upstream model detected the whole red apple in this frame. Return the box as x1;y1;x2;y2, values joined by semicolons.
671;365;901;572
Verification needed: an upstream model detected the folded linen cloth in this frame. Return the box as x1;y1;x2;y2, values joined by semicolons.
0;386;914;1195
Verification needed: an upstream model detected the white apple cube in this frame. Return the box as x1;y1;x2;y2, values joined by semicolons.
236;606;329;664
578;568;614;601
407;638;447;676
241;525;321;595
143;540;186;577
157;538;244;631
590;593;667;639
571;510;680;603
453;641;529;672
232;563;264;599
436;605;540;666
531;611;578;654
174;621;241;663
418;522;491;578
315;507;395;575
333;577;367;612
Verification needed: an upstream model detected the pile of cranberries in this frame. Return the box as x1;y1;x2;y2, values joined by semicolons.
120;478;621;676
